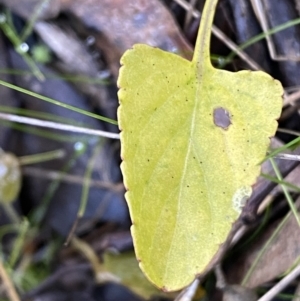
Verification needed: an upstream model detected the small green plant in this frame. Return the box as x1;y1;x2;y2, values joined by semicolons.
117;0;283;291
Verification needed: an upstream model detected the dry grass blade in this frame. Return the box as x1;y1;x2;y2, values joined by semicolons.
275;153;300;161
173;0;262;70
0;260;21;301
22;167;122;191
0;112;120;139
183;0;197;31
283;89;300;107
250;0;300;61
258;263;300;301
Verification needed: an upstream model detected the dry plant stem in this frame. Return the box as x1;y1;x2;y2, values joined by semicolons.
230;224;248;246
183;0;197;31
71;237;120;283
1;203;21;224
19;149;65;165
270;158;300;227
292;282;300;301
277;128;300;137
250;0;300;61
258;263;300;301
283;89;300;107
0;113;120;139
0;259;21;301
173;0;262;70
275;153;300;161
22;167;121;191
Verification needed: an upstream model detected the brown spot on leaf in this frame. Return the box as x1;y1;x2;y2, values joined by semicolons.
213;107;232;129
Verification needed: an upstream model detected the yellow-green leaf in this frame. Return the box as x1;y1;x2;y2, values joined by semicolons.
102;251;172;299
117;0;283;292
0;150;21;204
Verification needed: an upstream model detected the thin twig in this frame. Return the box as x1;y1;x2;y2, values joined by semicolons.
250;0;300;61
292;281;300;301
184;0;197;31
0;113;120;139
274;153;300;161
22;166;121;191
173;0;262;70
1;203;21;224
258;263;300;301
283;89;300;107
19;149;66;165
277;128;300;137
270;158;300;227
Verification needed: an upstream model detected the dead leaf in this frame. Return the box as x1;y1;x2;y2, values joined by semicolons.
62;0;193;76
227;197;300;288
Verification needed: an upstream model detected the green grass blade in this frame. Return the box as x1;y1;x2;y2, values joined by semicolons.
0;80;118;125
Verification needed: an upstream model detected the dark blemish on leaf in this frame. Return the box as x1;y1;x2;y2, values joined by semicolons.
187;185;189;188
147;159;150;162
200;161;202;164
213;107;232;130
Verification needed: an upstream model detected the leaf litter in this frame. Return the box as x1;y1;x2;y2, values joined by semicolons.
1;0;300;300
